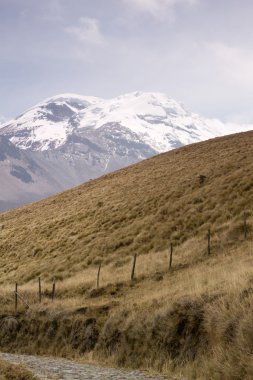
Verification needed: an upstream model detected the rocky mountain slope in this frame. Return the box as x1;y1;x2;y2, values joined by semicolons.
0;91;250;212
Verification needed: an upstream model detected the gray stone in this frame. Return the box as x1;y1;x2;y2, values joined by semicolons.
0;353;166;380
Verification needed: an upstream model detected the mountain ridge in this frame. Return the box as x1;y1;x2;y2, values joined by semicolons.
0;91;251;213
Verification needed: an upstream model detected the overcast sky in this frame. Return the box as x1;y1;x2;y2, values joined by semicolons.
1;0;253;123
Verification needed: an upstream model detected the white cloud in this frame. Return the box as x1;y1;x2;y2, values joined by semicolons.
0;115;7;125
123;0;198;19
207;42;253;87
65;17;104;45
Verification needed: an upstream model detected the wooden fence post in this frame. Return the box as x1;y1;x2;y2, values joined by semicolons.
131;254;137;281
97;264;101;289
207;229;211;255
244;212;248;240
38;276;42;303
52;278;56;302
169;242;173;270
15;283;18;312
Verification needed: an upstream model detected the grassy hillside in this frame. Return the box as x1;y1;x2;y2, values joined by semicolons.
1;131;253;379
1;131;252;282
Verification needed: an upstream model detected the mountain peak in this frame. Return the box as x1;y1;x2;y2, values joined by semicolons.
0;91;252;213
37;93;102;107
0;91;250;153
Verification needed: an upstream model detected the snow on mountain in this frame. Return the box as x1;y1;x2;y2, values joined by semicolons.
1;94;101;151
0;91;252;213
76;91;224;152
2;91;249;155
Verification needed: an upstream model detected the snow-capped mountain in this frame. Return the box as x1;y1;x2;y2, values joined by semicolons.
0;91;251;212
1;94;101;151
1;92;226;153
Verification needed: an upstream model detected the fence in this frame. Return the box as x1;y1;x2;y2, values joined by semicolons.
12;211;250;313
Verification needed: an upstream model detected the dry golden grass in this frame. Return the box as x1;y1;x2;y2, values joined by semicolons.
1;224;252;313
0;360;37;380
0;131;252;285
1;131;253;379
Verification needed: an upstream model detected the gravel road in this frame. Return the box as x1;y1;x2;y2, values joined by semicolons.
0;353;165;380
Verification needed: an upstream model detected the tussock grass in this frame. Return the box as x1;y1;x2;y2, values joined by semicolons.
0;132;253;378
0;132;253;284
0;360;37;380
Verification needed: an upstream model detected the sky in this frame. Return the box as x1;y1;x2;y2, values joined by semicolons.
1;0;253;123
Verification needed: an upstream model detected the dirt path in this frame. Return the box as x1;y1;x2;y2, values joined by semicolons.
0;353;165;380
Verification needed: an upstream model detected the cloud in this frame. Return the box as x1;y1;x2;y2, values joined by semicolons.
123;0;198;19
207;42;253;87
0;115;7;125
65;17;104;45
